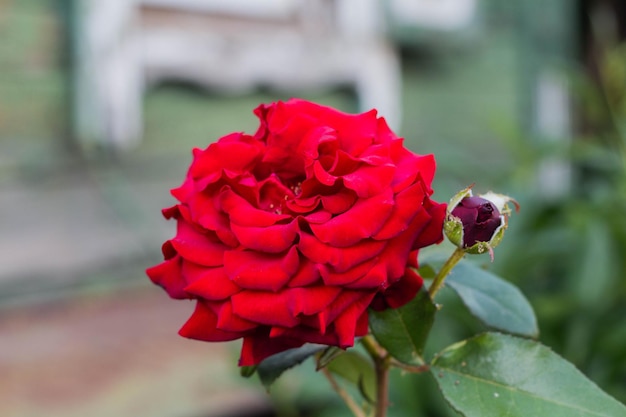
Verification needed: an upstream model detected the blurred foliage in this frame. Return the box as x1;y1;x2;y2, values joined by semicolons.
495;41;626;403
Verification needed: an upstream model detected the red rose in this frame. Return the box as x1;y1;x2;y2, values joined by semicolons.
147;99;446;366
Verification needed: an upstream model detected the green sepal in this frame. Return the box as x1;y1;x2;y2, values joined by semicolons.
316;346;346;370
240;365;257;378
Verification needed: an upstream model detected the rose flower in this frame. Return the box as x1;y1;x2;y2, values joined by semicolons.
147;99;446;366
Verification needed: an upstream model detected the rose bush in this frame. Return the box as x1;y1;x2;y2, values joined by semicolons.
147;99;446;366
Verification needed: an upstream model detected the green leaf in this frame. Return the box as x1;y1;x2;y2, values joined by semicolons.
417;262;438;279
257;344;324;389
316;346;346;370
431;332;626;417
369;289;436;365
327;351;376;403
446;261;539;338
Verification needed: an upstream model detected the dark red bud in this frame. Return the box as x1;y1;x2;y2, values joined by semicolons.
451;196;501;248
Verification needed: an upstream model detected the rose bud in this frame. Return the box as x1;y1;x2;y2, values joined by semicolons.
444;187;518;259
452;196;501;248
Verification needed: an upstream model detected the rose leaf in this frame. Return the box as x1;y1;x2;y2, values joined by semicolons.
369;289;436;365
431;332;626;417
326;351;376;404
446;261;539;338
257;344;325;389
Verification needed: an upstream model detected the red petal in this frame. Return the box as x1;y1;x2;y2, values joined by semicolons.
257;174;293;210
321;290;372;329
187;190;230;233
230;220;299;253
372;203;441;285
412;154;437;190
320;188;357;214
275;101;379;156
298;232;385;272
373;268;424;310
334;110;379;155
287;258;321;287
239;330;304;366
331;292;375;347
170;175;195;203
161;240;177;260
303;210;333;224
289;286;342;316
146;255;190;299
286;195;321;213
343;164;395;198
216;300;258;332
170;219;226;266
219;187;291;227
355;311;369;336
268;326;339;346
183;266;240;300
344;260;388;289
231;290;300;327
313;160;337;186
310;189;394;247
162;204;181;220
373;182;426;240
179;300;245;342
285;291;375;348
374;115;396;142
224;246;300;291
189;134;262;180
412;199;446;250
407;250;419;268
318;258;378;286
391;149;436;193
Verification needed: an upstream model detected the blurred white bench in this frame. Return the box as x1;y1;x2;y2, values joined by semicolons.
73;0;401;150
387;0;478;32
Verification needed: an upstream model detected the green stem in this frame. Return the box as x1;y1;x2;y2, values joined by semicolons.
389;358;429;374
361;335;382;359
428;247;465;298
374;356;390;417
321;367;366;417
362;336;390;417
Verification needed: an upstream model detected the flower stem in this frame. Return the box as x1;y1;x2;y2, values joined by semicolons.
374;355;390;417
362;335;390;417
389;358;429;374
321;367;366;417
428;247;465;298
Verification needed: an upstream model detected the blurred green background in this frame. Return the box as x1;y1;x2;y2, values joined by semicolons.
1;1;625;416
